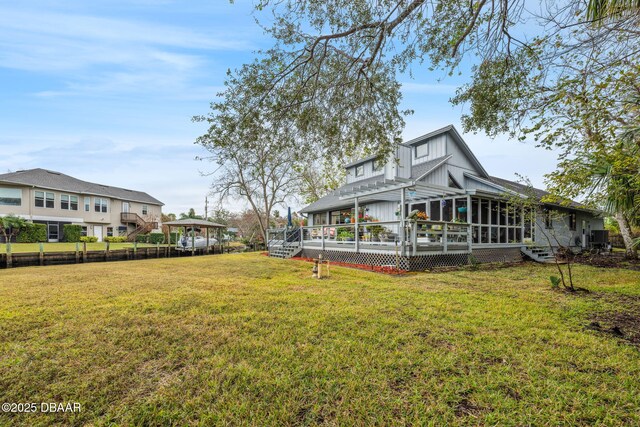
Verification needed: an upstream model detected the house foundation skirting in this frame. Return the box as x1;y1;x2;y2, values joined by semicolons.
298;247;523;271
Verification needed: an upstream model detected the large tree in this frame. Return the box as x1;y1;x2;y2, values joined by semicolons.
195;116;301;242
206;1;638;159
202;0;639;249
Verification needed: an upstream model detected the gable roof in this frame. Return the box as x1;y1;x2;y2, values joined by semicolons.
405;125;489;178
0;168;163;206
412;155;451;180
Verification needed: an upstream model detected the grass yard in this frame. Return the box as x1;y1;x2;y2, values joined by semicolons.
0;242;168;254
0;254;639;426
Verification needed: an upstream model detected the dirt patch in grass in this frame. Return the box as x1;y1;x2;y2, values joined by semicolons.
574;252;640;271
585;293;640;347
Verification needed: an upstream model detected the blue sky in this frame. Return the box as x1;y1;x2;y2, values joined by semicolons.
0;0;559;215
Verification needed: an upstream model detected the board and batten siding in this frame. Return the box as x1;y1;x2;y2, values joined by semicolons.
411;134;447;166
362;201;398;222
345;162;384;184
417;164;448;187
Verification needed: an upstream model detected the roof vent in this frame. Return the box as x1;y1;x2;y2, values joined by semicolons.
45;170;61;175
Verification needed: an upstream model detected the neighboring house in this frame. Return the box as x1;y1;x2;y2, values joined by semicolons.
269;125;605;269
0;168;163;242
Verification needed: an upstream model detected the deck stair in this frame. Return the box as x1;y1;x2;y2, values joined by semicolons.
521;245;559;264
121;212;158;242
268;228;302;259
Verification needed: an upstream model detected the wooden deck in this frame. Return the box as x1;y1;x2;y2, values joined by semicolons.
268;220;473;256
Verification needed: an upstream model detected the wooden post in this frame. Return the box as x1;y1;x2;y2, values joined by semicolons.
412;223;417;256
75;242;79;264
156;242;160;258
39;242;44;266
443;223;448;253
191;227;195;256
354;197;360;253
105;241;110;261
82;241;87;263
167;227;171;258
321;225;325;251
400;188;406;256
6;242;12;268
133;241;137;259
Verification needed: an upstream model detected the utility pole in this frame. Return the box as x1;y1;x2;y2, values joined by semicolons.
204;196;209;221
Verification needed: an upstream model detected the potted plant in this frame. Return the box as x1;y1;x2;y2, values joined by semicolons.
337;228;355;241
368;224;385;242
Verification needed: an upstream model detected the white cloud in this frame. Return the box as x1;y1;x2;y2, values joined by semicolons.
0;6;253;98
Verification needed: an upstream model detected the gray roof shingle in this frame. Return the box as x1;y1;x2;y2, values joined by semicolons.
301;156;451;214
487;176;588;210
0;168;163;205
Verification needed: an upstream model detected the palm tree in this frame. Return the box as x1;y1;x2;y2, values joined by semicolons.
179;208;202;220
584;142;639;258
0;214;26;243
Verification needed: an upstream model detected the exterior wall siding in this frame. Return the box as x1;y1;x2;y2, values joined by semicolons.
418;164;448;186
411;134;447;165
534;209;604;248
345;162;384;184
0;184;162;241
362;201;397;222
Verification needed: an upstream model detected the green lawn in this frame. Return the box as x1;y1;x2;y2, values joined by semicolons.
0;254;639;426
0;242;168;254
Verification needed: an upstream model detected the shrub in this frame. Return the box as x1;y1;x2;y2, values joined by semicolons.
168;232;179;244
148;233;166;244
104;236;127;243
135;235;149;243
80;236;98;243
63;224;83;242
17;223;47;243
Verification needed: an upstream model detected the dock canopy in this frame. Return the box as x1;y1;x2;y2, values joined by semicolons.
163;219;226;255
163;219;226;229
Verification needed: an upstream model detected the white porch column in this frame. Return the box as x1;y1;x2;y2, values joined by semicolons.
400;188;406;256
467;194;472;251
354;197;359;253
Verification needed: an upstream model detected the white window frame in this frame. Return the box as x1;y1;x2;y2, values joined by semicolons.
415;142;429;158
94;197;108;213
35;191;53;208
355;165;364;177
142;204;148;215
84;197;91;212
0;187;22;206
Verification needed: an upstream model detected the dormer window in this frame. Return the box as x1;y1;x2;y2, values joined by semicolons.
355;165;364;177
372;159;383;172
415;141;429;158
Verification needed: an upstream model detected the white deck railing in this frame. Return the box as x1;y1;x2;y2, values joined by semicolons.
293;220;472;256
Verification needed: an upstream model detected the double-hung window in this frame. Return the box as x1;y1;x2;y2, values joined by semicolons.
355;165;364;177
35;191;55;208
94;198;108;213
61;195;79;210
142;205;148;215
